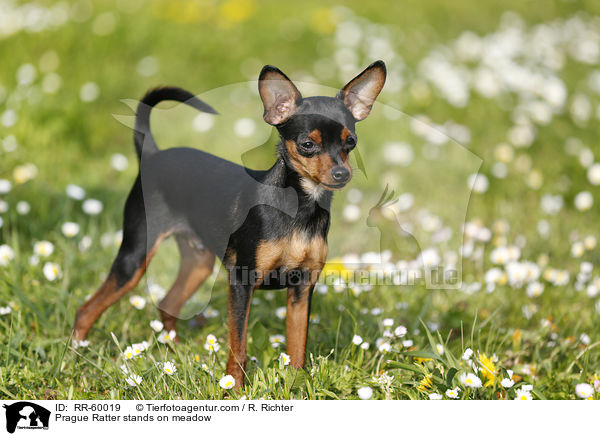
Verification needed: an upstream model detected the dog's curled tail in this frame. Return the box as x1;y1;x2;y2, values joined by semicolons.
134;86;218;159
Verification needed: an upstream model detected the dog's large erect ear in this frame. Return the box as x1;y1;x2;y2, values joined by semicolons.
338;60;386;121
258;66;302;125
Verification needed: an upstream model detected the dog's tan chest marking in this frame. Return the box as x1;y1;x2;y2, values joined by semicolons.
255;232;328;276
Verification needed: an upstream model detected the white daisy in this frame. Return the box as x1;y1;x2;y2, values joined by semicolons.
584;235;597;250
72;339;89;349
192;112;215;132
468;173;489;193
269;334;285;348
501;378;515;388
575;383;594;399
82;198;103;215
16;201;30;215
383;141;414;166
219;374;236;390
445;388;460;399
357;386;373;400
157;330;176;344
137;56;159;77
0;244;15;267
79;236;92;252
131;343;145;357
540;194;563;215
0;306;12;315
0;179;12;194
279;352;290;366
203;307;219;318
61;222;80;238
66;184;86;200
378;342;392;352
275;306;286;319
514;388;532;400
204;334;220;353
394;325;407;337
571;241;585;258
587;163;600;185
80;82;100;102
162;361;177;375
342;204;361;222
34;241;54;257
42;262;61;281
459;372;482;388
526;282;544;298
122;346;135;360
574;191;593;211
110;153;129;171
352;334;363;345
429;393;443;400
462;348;474;360
149;320;164;332
125;374;142;386
233;118;256;138
490;246;509;265
129;295;146;309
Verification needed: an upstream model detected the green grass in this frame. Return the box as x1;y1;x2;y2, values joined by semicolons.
1;0;600;400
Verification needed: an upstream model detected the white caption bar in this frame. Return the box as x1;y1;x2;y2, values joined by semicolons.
0;400;591;434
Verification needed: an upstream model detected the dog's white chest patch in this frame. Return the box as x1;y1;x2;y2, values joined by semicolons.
300;177;325;201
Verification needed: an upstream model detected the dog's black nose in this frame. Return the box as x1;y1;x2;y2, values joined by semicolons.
331;166;350;184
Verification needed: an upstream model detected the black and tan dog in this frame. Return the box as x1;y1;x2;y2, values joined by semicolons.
73;61;386;388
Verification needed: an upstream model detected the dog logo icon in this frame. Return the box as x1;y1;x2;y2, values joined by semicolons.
2;402;50;433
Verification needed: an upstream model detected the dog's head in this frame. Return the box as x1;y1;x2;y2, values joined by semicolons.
258;61;386;193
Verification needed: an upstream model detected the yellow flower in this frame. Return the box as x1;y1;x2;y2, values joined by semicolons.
153;0;212;24
310;8;337;35
512;329;522;348
321;258;353;282
13;163;37;184
493;236;507;247
218;0;256;27
478;353;497;386
417;373;433;392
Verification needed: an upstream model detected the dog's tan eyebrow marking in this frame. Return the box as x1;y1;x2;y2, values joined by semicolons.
341;127;352;141
308;129;322;144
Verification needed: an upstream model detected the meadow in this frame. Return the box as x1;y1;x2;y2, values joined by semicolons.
1;0;600;400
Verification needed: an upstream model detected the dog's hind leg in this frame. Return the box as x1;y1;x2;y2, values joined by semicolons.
73;177;168;341
158;235;216;338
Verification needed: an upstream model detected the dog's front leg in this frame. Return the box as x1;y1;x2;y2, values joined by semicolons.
226;279;254;390
286;269;320;368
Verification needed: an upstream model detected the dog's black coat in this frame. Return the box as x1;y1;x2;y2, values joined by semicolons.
73;61;386;388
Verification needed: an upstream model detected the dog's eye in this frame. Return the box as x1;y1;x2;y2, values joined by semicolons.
344;136;356;150
299;140;316;152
